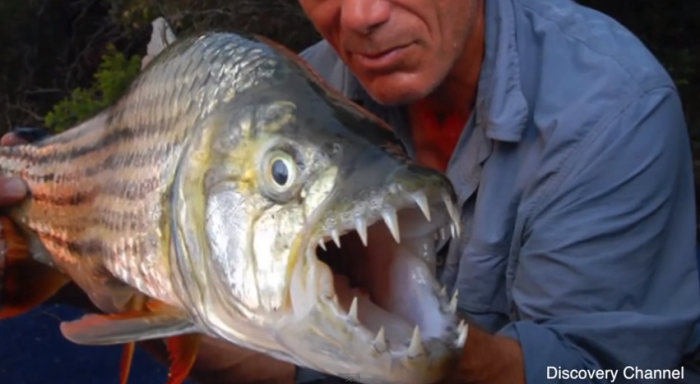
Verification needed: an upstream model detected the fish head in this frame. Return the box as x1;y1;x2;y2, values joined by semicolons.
170;40;465;384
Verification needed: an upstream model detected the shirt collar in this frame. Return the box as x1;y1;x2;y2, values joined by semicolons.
476;0;529;143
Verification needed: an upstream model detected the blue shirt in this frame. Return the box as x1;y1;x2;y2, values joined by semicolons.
299;0;700;382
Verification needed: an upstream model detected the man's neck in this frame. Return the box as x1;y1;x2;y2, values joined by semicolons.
405;0;485;171
420;0;485;119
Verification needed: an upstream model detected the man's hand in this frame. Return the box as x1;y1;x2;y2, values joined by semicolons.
439;324;525;384
0;132;29;205
0;131;296;384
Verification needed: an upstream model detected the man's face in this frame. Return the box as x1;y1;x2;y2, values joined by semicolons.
298;0;475;105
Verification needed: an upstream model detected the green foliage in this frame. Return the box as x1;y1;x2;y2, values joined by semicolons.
110;0;319;52
43;44;142;132
5;0;700;234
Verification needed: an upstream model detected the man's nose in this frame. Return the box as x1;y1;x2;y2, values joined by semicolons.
340;0;391;34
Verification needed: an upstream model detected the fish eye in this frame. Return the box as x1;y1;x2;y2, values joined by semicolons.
266;152;297;190
271;158;290;186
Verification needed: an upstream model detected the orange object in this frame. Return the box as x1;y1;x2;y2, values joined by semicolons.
410;99;468;172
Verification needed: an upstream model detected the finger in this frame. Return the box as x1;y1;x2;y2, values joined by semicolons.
0;178;28;205
0;133;28;146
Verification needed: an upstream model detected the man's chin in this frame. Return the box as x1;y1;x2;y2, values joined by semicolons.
357;73;439;107
364;86;425;107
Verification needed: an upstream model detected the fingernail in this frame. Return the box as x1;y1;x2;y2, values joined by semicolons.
1;178;27;197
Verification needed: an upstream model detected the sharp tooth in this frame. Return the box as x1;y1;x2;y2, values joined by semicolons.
449;290;459;313
407;326;425;357
438;226;449;242
331;229;341;248
355;217;368;246
443;193;458;219
443;193;461;235
381;208;401;243
412;191;431;221
318;239;327;251
348;296;359;324
450;223;459;238
456;320;468;347
373;326;387;352
440;286;447;297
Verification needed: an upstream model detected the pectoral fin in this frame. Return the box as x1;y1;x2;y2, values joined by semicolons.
59;310;195;345
0;216;70;319
109;295;196;384
120;342;136;384
166;334;201;384
118;333;201;384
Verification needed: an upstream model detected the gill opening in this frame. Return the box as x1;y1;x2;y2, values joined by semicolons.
248;208;265;310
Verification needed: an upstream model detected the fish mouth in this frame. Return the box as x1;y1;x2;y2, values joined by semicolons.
290;179;466;368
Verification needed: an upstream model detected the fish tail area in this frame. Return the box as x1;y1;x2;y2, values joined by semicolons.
0;216;70;319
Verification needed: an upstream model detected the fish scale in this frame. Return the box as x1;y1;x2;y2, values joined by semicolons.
0;31;466;384
0;33;287;309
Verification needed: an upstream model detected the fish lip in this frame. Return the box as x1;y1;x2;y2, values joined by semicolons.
286;178;466;371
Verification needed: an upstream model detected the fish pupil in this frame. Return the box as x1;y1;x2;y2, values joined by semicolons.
272;159;289;185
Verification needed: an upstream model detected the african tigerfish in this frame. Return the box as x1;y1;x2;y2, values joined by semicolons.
0;32;466;384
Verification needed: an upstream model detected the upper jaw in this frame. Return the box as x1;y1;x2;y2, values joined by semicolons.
316;185;461;252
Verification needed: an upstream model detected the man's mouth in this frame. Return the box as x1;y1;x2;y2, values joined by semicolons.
292;186;467;358
352;44;412;72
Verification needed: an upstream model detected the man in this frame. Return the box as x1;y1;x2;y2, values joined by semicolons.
1;0;699;383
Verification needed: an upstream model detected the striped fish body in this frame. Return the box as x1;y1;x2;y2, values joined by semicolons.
0;31;367;384
0;31;467;384
0;33;262;313
0;31;357;314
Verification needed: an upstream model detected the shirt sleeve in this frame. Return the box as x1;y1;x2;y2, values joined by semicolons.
497;86;700;383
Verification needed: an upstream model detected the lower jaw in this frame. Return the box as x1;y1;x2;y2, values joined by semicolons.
289;248;457;344
276;301;462;384
331;258;448;344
